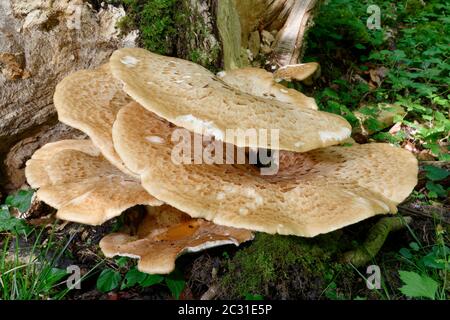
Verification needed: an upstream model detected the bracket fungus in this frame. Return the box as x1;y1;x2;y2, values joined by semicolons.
217;67;318;110
54;64;136;177
273;62;321;84
24;47;418;275
109;48;351;152
113;102;417;237
100;205;254;274
25;139;162;225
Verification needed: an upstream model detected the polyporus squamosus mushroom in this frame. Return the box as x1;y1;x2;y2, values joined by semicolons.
54;64;136;177
109;48;352;152
217;67;318;110
100;205;254;274
25;139;162;225
26;57;256;272
273;62;321;84
24;47;418;274
112;102;418;237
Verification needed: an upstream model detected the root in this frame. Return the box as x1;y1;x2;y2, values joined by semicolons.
342;216;412;267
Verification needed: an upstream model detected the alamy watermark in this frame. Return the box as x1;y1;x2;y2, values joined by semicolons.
66;265;81;290
367;5;381;30
366;265;381;290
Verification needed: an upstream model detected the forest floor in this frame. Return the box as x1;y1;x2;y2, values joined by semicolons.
0;0;448;300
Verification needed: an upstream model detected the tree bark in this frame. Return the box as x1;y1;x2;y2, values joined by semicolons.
0;0;136;192
217;0;321;69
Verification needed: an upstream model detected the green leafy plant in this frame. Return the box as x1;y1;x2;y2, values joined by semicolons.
305;0;449;160
0;205;31;236
5;189;35;213
423;166;449;199
396;225;449;300
96;263;185;299
398;271;438;299
0;189;35;236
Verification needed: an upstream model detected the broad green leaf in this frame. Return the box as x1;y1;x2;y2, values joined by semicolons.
165;270;185;299
425;181;447;198
121;267;147;289
424;166;450;181
97;269;122;293
141;274;164;287
115;257;129;268
398;271;438;300
5;189;35;213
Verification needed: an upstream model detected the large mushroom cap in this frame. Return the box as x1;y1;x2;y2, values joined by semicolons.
274;62;320;82
112;102;418;237
25;139;162;225
109;48;352;152
217;67;318;110
54;64;136;177
100;205;254;274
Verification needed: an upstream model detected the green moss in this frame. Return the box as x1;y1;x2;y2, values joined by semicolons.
108;0;178;55
220;232;349;299
110;0;221;70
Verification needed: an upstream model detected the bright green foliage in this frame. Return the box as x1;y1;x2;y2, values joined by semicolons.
423;165;449;199
395;224;449;300
109;0;178;55
5;189;35;213
165;269;185;300
398;271;438;299
0;188;34;236
96;262;185;299
305;0;449;160
424;166;450;182
0;205;30;235
97;269;122;292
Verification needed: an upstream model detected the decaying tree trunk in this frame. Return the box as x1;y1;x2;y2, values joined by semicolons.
217;0;321;69
0;0;136;192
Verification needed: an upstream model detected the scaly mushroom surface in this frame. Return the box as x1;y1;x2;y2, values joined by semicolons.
25;139;162;225
109;48;352;152
112;102;418;237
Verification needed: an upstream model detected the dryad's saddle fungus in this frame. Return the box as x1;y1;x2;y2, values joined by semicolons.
25;139;162;225
112;102;418;237
273;62;321;83
217;67;318;110
109;48;352;152
54;64;136;177
23;47;419;277
100;205;254;274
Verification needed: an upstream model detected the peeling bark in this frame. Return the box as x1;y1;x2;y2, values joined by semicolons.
0;0;136;192
272;0;319;66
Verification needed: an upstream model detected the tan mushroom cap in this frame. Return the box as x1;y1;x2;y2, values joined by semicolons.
274;62;320;82
112;102;418;237
100;205;254;274
109;48;351;152
217;67;318;110
25;139;162;225
54;64;136;177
